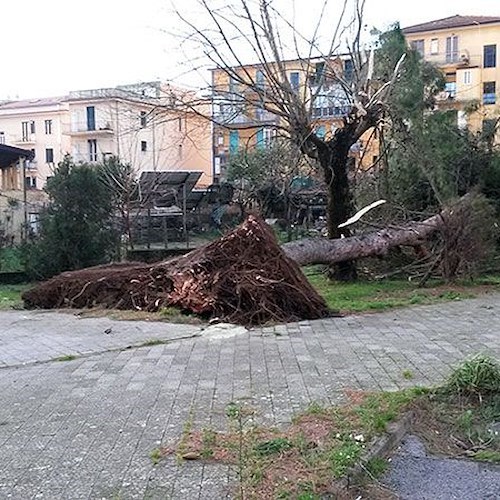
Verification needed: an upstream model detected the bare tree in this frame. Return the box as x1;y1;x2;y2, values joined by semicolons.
171;0;403;280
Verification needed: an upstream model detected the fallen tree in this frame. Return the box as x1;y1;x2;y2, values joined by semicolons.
22;216;330;326
282;208;446;266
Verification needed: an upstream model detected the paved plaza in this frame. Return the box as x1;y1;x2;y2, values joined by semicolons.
1;293;500;499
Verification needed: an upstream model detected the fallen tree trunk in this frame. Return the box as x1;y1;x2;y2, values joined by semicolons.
282;211;445;266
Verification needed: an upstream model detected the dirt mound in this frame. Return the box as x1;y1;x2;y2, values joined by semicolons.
22;216;330;326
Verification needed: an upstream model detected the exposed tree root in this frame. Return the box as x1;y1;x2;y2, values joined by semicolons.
22;216;331;326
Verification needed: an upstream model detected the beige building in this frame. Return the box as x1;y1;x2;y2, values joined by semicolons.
403;15;500;136
211;55;378;182
0;82;212;190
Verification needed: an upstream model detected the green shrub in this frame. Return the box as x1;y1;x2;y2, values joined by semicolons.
446;355;500;396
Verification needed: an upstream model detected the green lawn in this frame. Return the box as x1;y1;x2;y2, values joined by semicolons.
0;284;29;310
303;266;498;314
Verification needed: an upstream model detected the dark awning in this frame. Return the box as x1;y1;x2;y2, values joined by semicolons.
139;171;203;208
0;144;35;169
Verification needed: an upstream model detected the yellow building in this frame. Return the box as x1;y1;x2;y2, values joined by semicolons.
403;15;500;136
211;56;378;182
0;82;212;189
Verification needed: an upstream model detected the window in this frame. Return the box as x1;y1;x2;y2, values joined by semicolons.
44;119;52;134
256;128;264;149
484;44;497;68
483;82;496;104
229;77;238;96
178;144;183;159
86;106;96;131
141;140;147;152
289;72;300;91
463;70;471;85
316;125;326;138
0;131;4;144
45;148;54;163
229;130;239;154
21;121;34;141
344;59;354;82
255;104;264;121
217;135;224;146
88;139;98;161
25;177;37;189
314;62;325;84
445;81;457;98
446;35;459;63
214;156;221;175
140;111;147;128
256;70;265;89
178;117;182;132
430;38;439;55
411;39;425;56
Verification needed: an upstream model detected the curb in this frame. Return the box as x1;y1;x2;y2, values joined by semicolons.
331;410;414;494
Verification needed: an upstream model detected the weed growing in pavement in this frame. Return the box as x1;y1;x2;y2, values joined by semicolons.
149;448;162;465
402;370;414;380
201;428;216;458
138;338;168;348
54;354;77;362
160;390;420;498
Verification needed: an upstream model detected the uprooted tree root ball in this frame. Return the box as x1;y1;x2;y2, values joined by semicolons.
22;216;331;326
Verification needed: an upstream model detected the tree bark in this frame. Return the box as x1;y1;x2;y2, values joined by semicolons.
282;212;445;266
319;131;358;281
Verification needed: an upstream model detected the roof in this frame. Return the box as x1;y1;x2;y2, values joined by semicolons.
403;15;500;34
0;96;67;110
0;144;35;169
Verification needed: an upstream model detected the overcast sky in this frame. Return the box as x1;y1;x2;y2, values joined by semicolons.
1;0;499;100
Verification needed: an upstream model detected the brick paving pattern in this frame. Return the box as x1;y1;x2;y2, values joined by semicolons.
0;293;499;498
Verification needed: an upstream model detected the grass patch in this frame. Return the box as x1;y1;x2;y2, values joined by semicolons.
444;354;500;397
155;356;500;498
149;447;162;465
161;389;421;498
303;266;494;314
138;338;168;348
54;354;77;362
0;283;29;310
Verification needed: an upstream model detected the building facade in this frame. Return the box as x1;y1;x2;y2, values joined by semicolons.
211;56;378;183
403;15;500;137
0;82;212;190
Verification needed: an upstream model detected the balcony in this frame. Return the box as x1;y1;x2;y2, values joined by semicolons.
12;134;37;146
63;121;114;136
213;108;278;127
312;105;350;119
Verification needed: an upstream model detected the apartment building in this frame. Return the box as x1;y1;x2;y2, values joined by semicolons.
0;82;212;190
403;15;500;136
211;56;377;182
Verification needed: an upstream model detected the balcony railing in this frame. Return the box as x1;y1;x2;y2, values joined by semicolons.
312;105;350;118
13;134;36;145
63;121;114;135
